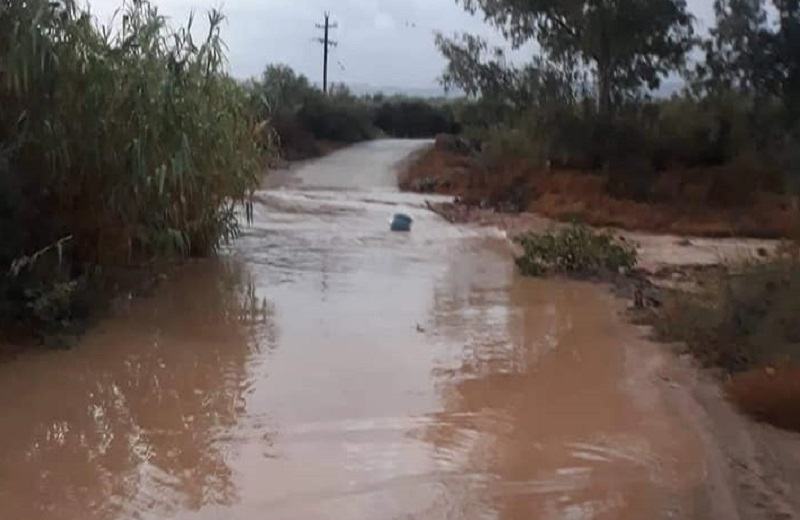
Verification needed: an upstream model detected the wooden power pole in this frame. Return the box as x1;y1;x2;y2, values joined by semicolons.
315;12;338;94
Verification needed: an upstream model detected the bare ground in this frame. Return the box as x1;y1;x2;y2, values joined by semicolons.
421;201;800;520
403;145;799;239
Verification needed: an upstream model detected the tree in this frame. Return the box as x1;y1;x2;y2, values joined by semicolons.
775;0;800;121
698;1;782;96
436;33;521;101
435;34;578;119
256;64;315;117
453;0;695;117
700;0;800;122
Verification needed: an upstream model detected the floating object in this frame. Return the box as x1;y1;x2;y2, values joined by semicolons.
390;213;413;232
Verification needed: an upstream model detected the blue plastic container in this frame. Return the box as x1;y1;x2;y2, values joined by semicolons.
390;213;413;232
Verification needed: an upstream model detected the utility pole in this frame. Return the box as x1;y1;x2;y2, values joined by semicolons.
315;12;338;94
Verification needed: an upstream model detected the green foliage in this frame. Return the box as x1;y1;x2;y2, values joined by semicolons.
691;0;800;177
298;85;376;143
698;0;781;96
514;224;638;276
697;0;800;120
248;66;374;157
479;122;549;168
439;0;799;199
437;33;540;104
453;0;694;115
373;99;458;138
24;279;86;337
0;0;270;339
250;64;462;158
257;64;315;116
436;33;578;125
452;86;794;202
655;254;800;371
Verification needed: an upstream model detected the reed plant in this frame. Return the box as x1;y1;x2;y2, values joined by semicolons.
0;0;272;338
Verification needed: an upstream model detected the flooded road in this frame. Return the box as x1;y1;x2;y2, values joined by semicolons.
0;140;710;519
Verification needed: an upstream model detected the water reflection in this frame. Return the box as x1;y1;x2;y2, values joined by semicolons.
0;141;708;519
423;240;703;519
0;261;275;520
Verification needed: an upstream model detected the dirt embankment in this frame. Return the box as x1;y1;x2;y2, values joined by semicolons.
405;142;800;520
402;144;799;239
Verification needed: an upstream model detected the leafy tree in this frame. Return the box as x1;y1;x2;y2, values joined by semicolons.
452;0;695;116
256;64;315;117
775;0;800;121
436;33;523;101
698;1;782;97
435;33;578;123
700;0;799;118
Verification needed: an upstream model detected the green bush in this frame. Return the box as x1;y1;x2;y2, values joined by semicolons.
298;85;376;143
514;224;638;277
453;86;793;200
249;67;376;156
479;122;548;168
373;99;458;137
0;0;269;338
251;65;464;156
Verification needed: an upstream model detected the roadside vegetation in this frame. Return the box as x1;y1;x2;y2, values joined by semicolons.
514;224;637;277
654;251;800;373
0;1;461;345
247;65;458;161
0;0;271;344
402;0;800;238
402;0;800;431
650;251;800;430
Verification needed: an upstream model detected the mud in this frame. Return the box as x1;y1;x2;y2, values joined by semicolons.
0;140;794;519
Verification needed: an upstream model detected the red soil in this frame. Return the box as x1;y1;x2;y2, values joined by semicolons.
400;146;799;239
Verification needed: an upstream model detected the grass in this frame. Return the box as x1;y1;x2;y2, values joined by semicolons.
514;223;638;277
650;251;800;431
654;253;800;372
1;0;272;341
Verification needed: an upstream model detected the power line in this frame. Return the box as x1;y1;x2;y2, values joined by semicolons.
314;12;338;94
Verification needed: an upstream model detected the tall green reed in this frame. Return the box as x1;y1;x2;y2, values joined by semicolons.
1;0;270;265
0;0;273;336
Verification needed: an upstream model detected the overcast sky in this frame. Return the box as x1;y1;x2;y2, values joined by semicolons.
86;0;716;92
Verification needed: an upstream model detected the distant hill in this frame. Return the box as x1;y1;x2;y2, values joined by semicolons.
320;79;684;100
326;82;463;99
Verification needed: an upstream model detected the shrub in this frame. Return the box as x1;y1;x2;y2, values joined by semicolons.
479;123;548;169
654;255;800;372
269;113;320;161
454;89;794;206
298;86;376;143
514;223;638;277
374;99;458;137
652;254;800;432
249;68;377;157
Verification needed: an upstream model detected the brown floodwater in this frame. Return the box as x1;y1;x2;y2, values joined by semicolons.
0;140;709;519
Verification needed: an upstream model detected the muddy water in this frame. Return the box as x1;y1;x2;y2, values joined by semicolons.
0;140;708;519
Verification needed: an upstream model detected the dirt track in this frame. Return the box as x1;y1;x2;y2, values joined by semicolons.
1;141;798;519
